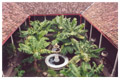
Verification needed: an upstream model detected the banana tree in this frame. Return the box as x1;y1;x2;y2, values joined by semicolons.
60;62;104;77
51;16;87;55
69;39;105;64
20;20;55;38
18;34;52;72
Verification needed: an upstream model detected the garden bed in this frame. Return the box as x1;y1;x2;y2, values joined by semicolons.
2;14;118;77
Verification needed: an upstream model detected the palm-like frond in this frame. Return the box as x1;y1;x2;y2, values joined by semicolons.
69;39;105;62
18;35;51;59
18;43;33;54
50;16;88;55
60;62;104;77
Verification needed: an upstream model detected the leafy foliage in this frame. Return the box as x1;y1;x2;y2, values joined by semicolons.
15;65;25;77
73;40;104;62
22;56;34;64
47;69;58;77
69;55;81;64
52;16;87;41
51;16;87;55
68;39;105;63
3;43;16;59
18;35;51;59
20;20;55;38
17;15;105;77
60;62;104;77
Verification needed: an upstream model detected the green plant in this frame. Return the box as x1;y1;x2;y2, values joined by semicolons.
47;69;59;77
3;43;16;59
69;39;105;63
18;32;52;72
15;65;25;77
60;62;104;77
51;16;87;55
20;20;55;38
17;15;105;77
18;35;51;60
22;56;34;64
69;54;81;64
20;16;87;56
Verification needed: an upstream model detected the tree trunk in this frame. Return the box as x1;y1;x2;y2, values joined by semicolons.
34;58;41;72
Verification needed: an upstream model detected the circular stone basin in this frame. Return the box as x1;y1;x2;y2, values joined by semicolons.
45;54;69;70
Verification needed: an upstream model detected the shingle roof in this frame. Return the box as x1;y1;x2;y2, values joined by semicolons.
2;2;28;44
82;2;118;48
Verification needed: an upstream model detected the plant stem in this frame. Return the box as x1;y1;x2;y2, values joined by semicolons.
34;58;41;72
